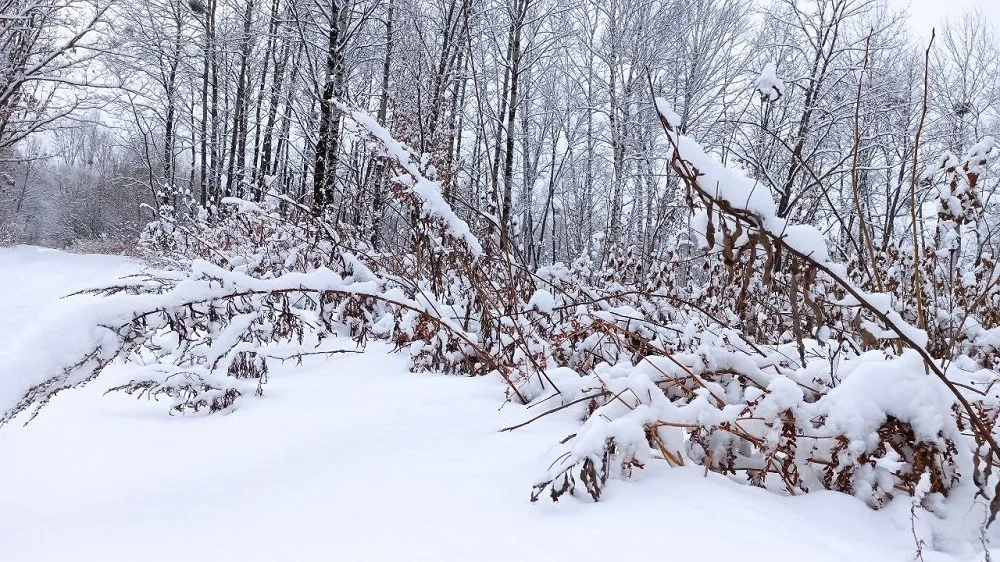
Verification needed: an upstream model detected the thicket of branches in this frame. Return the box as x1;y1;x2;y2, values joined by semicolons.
1;0;998;261
4;0;1000;555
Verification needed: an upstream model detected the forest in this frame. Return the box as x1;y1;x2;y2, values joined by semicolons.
4;0;1000;558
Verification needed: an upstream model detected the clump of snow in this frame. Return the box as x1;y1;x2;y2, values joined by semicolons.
772;222;830;262
755;62;785;102
821;350;957;441
654;97;682;130
659;111;778;219
691;208;712;249
527;289;555;314
965;136;995;173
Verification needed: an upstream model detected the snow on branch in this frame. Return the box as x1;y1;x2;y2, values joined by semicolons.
653;95;933;350
648;94;1000;513
336;101;484;257
754;62;785;102
0;194;511;425
514;94;1000;532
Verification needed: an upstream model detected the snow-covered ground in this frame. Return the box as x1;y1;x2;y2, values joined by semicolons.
0;246;138;344
0;246;982;561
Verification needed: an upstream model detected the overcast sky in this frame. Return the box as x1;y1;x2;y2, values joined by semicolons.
900;0;999;38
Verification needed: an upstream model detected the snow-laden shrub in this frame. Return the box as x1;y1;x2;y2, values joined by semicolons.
512;99;1000;547
0;104;548;423
5;101;1000;554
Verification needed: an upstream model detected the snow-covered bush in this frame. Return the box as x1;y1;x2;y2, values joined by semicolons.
0;105;543;423
5;101;1000;553
520;100;1000;545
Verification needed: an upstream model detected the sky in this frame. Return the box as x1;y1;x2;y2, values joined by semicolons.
901;0;1000;38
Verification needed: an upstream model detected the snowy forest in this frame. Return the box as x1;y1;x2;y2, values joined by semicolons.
6;0;1000;559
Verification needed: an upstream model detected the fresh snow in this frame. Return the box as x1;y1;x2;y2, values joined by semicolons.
0;246;138;344
528;288;556;314
654;97;933;349
755;62;785;101
654;97;682;129
0;246;990;561
338;102;484;257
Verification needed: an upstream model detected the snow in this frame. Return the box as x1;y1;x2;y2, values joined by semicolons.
773;222;830;262
667;127;779;219
755;62;785;102
965;136;995;173
654;97;682;129
0;246;137;344
338;103;483;257
0;247;143;410
0;246;991;561
0;247;488;422
821;350;957;440
654;98;935;357
528;288;555;314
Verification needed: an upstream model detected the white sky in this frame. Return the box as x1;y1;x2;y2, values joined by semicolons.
899;0;1000;39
